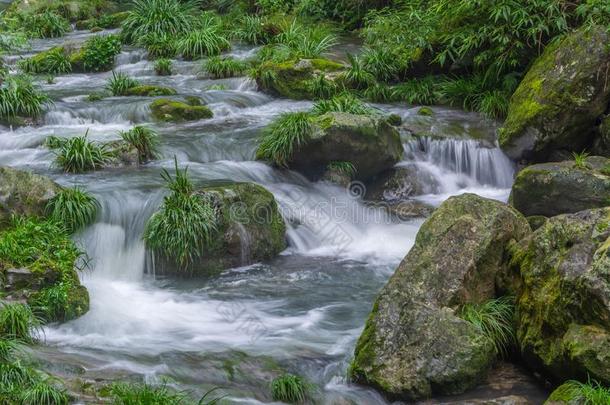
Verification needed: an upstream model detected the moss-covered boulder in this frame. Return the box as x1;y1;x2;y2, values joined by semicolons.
255;58;344;100
150;98;213;122
351;194;531;400
510;208;610;384
285;112;403;181
510;156;610;217
155;182;286;276
124;85;177;97
499;26;610;162
0;167;61;228
0;217;89;323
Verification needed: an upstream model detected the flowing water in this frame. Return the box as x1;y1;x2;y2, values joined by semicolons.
1;30;546;404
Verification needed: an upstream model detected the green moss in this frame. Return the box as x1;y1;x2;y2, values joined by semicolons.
149;99;213;122
124;85;177;97
351;300;381;383
417;106;434;116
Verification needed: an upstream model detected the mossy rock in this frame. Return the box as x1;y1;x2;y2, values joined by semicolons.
0;166;61;228
499;26;610;162
365;164;440;202
149;98;213;122
19;46;70;74
510;156;610;217
155;182;286;277
124;85;177;97
417;106;434;116
351;194;531;400
511;207;610;384
274;112;403;181
256;58;344;100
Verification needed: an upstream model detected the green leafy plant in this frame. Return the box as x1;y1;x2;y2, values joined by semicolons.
23;10;71;39
140;32;178;59
54;133;112;173
234;15;270;45
573;151;591;170
0;360;37;395
120;126;160;162
270;373;309;403
392;76;440;106
18;47;71;74
176;27;230;60
154;58;173;76
45;187;99;233
20;379;69;405
0;75;51;120
106;71;140;96
548;379;610;404
458;296;515;356
340;54;375;90
0;338;21;363
256;112;314;167
362;82;393;103
144;159;218;267
107;382;187;405
307;74;340;99
71;34;121;72
361;46;402;83
311;93;373;116
121;0;198;44
0;302;42;343
203;56;247;78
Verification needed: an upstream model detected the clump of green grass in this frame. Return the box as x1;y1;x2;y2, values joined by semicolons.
23;10;71;39
107;382;187;404
74;34;122;73
256;112;314;167
327;161;356;178
121;0;198;44
361;46;402;82
120;126;160;163
19;47;71;74
0;302;42;343
0;338;21;363
548;379;610;404
20;379;69;405
176;29;231;60
0;360;37;394
573;151;590;170
154;58;173;76
362;82;393;103
203;56;247;79
141;32;178;59
144;159;218;267
0;75;51;120
311;93;373;116
106;71;140;96
235;14;270;45
45;187;99;233
458;296;515;356
53;133;112;173
270;373;310;403
340;54;375;90
307;74;340;99
392;76;440;106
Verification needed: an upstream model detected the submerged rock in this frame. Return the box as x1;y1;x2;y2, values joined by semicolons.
510;207;610;384
150;98;213;122
366;164;440;202
351;194;531;400
510;156;610;217
499;26;610;162
155;182;286;276
255;58;344;99
0;166;61;228
285;112;403;181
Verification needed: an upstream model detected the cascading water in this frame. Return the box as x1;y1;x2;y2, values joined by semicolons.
0;29;539;404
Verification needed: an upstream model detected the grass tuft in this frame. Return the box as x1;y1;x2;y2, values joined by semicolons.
256;112;314;167
20;379;69;405
548;379;610;404
154;58;173;76
0;75;51;120
270;373;309;403
121;0;198;44
573;151;590;170
45;187;99;233
0;302;42;343
120;126;160;163
52;132;112;173
203;56;247;79
311;93;373;116
106;71;140;96
458;296;515;356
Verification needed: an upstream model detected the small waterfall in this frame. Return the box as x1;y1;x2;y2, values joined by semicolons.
45;102;151;126
405;137;515;188
235;223;253;265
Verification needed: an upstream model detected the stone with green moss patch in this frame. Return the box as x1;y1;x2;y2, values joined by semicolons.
155;182;286;277
0;166;61;228
150;98;213;122
255;58;344;100
499;26;610;161
510;156;610;217
124;85;177;97
510;207;610;384
351;194;531;400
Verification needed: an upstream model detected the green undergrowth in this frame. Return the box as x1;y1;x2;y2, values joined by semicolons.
547;379;610;404
270;373;311;403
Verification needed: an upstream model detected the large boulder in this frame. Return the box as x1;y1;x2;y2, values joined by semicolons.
0;166;61;228
499;26;610;162
286;112;404;181
510;156;610;217
351;194;531;400
510;208;610;384
255;58;344;100
155;182;286;276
